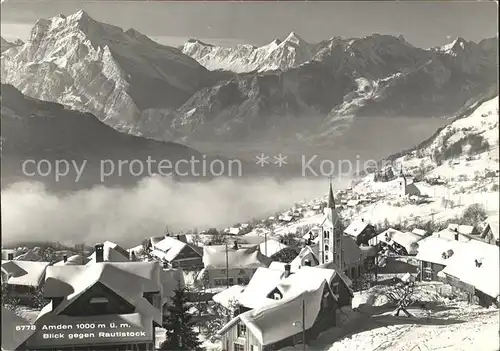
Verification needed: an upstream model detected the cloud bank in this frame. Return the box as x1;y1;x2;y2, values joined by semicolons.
1;176;350;248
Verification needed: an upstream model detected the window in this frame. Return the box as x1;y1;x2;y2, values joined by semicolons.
234;343;245;351
89;297;109;304
273;293;281;300
324;231;330;239
332;282;339;294
424;271;432;281
237;323;247;337
423;261;431;269
325;254;329;262
324;244;329;251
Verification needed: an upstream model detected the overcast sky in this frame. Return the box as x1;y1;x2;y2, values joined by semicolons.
1;1;498;48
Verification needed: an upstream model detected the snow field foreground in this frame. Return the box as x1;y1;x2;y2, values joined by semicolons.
281;283;499;351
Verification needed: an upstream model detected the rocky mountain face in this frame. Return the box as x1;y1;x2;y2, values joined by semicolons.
1;11;497;163
0;37;23;53
0;84;232;192
181;32;316;73
1;11;230;134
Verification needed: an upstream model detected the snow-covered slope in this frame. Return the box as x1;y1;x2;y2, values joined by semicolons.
349;96;499;227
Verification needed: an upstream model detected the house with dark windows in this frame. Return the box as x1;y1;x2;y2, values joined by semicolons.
217;264;349;351
149;235;203;269
1;254;51;306
23;244;180;351
86;240;131;264
343;219;377;246
414;236;465;281
200;243;271;288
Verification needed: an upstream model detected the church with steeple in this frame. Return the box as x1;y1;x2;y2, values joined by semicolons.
319;182;344;270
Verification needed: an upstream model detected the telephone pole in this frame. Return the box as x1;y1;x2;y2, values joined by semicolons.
225;243;229;288
302;299;306;351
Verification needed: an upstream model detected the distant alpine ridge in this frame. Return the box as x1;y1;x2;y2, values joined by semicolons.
1;10;497;161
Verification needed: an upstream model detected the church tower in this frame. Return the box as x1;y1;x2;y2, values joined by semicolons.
320;182;344;270
398;165;407;198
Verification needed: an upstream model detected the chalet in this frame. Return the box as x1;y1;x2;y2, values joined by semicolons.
1;256;50;305
344;220;377;245
414;236;465;281
87;241;130;264
228;227;243;235
2;307;34;351
441;240;499;306
480;215;499;245
150;235;203;269
279;214;294;223
24;255;176;351
200;243;271;288
217;265;344;351
370;228;423;256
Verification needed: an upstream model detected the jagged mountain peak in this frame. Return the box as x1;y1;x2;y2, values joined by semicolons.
283;31;306;44
438;37;471;54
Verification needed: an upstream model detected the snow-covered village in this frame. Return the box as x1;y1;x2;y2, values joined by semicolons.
1;1;499;351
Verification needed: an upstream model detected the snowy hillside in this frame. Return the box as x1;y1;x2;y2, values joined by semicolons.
349;96;499;227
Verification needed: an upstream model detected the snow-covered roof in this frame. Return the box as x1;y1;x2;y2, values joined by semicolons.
415;236;466;266
238;268;286;308
434;228;472;242
375;228;423;254
54;254;89;266
229;227;241;235
259;239;289;257
152;236;197;262
40;262;164;325
221;279;329;346
87;241;130;264
288;245;320;270
446;224;478;235
213;285;246;309
1;260;50;287
344;220;371;238
280;214;293;222
412;228;427;237
202;245;271;269
442;240;499;298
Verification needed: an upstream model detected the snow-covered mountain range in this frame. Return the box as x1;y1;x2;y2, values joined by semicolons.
182;32;316;73
1;11;497;162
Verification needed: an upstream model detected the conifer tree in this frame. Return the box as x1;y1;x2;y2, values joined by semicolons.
160;285;204;351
